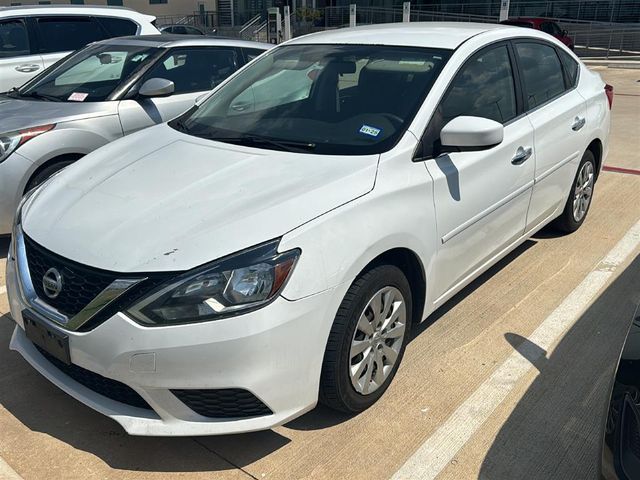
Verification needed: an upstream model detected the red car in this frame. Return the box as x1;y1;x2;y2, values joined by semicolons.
501;17;575;50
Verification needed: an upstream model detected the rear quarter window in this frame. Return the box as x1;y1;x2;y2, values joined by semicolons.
97;17;138;37
558;49;579;88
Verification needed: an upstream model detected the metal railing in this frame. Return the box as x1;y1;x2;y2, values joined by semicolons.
156;5;640;59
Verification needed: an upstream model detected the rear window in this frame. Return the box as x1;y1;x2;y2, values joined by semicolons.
97;17;138;37
35;16;107;54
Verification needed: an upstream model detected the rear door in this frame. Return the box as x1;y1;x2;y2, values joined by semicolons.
118;46;241;134
514;40;588;230
33;15;107;70
0;18;44;91
419;43;536;302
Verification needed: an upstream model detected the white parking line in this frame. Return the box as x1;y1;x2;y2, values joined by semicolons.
0;456;23;480
0;286;6;296
392;218;640;480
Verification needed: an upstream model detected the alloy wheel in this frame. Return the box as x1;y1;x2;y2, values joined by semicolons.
573;161;594;222
349;286;407;395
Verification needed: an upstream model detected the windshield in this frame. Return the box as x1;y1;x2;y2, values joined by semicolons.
15;44;157;102
171;44;451;155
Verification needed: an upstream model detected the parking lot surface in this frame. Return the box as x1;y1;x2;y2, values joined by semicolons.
0;67;639;480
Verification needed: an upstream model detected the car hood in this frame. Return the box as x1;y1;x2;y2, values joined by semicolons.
0;96;116;132
22;124;379;272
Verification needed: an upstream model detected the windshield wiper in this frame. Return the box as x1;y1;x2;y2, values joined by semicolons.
204;133;316;153
19;91;62;102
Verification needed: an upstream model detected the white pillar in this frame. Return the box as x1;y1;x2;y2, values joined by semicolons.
283;5;292;40
349;3;356;27
498;0;510;21
403;2;410;22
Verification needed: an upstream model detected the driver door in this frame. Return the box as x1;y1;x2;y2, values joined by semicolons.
118;47;242;135
419;43;536;304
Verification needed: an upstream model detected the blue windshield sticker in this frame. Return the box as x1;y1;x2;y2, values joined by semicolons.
359;125;381;137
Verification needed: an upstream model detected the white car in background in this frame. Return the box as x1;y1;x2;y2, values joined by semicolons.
6;22;612;436
0;35;271;235
0;5;159;92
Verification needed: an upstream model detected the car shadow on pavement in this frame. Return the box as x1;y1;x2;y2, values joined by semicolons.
478;254;640;480
411;239;537;341
0;314;290;473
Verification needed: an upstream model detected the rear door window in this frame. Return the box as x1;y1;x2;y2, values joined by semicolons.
34;16;107;54
0;18;31;58
515;42;566;109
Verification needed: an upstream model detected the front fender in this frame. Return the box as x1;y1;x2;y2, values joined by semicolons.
15;116;123;166
279;135;438;320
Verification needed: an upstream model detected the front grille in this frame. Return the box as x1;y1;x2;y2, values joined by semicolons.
35;345;152;410
24;236;118;318
171;388;272;419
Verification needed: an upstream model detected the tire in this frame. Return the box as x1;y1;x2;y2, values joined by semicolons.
25;159;76;193
553;149;596;234
319;264;412;413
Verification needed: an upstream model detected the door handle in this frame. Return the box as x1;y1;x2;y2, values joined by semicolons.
512;146;533;165
15;64;40;73
572;116;586;131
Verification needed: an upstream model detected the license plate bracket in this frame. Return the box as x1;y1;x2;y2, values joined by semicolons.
23;310;71;365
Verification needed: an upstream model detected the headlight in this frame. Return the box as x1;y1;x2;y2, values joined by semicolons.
126;240;300;326
0;124;55;163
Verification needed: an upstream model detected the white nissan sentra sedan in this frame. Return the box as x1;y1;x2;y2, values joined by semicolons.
6;22;611;436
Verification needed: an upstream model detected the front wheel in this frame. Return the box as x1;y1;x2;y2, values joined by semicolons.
319;264;412;413
554;149;596;233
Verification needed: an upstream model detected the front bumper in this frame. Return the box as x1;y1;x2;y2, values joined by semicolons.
6;253;335;435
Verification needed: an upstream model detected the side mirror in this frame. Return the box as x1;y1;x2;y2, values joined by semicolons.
440;116;504;149
562;29;568;36
138;78;175;98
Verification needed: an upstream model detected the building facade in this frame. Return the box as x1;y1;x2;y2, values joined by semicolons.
0;0;637;25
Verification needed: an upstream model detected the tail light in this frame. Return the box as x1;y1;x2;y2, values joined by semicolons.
605;84;614;109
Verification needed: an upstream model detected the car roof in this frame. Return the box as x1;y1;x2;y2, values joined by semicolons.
287;22;510;49
97;34;273;50
0;4;155;22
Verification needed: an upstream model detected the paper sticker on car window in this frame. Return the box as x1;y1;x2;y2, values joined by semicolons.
359;125;381;137
68;92;88;102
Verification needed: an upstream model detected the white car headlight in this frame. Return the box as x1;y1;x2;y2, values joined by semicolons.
126;240;300;326
0;124;55;163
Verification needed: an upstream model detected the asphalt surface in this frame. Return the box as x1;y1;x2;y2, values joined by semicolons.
0;66;638;480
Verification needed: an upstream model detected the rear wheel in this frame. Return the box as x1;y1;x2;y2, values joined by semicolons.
554;150;596;233
319;264;412;413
